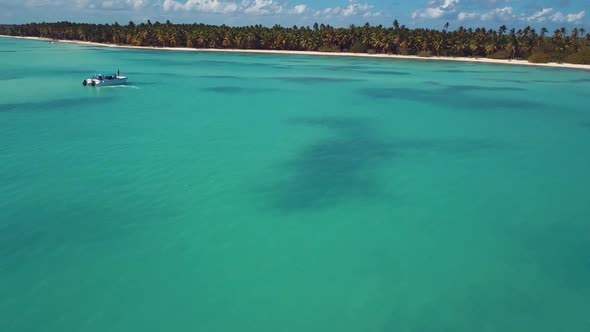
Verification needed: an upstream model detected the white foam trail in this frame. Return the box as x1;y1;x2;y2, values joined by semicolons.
101;85;140;89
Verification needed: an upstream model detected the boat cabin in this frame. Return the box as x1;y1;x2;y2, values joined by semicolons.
93;73;117;80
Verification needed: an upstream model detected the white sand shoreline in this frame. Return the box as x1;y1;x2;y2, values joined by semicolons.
3;34;590;71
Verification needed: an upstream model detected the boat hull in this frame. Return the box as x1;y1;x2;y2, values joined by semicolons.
83;76;128;86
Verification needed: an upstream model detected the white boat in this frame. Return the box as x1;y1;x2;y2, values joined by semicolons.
83;72;128;86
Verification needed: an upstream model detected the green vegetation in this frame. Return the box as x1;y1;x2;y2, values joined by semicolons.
565;47;590;64
417;50;433;57
1;21;589;64
486;50;511;60
527;52;551;63
348;42;369;53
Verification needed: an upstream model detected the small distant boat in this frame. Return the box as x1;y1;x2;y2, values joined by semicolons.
83;72;127;86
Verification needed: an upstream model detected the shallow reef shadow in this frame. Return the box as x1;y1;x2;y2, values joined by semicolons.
131;58;273;69
435;69;485;73
0;96;118;113
268;116;498;213
200;75;243;79
325;65;374;72
358;86;539;110
360;70;410;76
273;76;365;84
271;117;395;212
482;78;528;84
202;86;245;94
201;86;280;94
425;81;527;92
435;68;529;75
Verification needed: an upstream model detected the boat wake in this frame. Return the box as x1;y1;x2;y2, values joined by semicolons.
102;85;140;89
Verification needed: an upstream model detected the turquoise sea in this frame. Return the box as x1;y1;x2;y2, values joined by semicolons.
1;37;590;331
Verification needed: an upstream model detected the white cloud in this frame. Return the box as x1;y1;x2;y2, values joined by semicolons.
363;10;381;18
162;0;311;16
412;0;459;19
457;6;586;25
551;10;585;23
243;0;280;15
126;0;146;9
315;0;379;18
525;8;585;24
457;12;478;21
291;4;306;15
23;0;65;7
440;0;458;9
96;0;145;9
163;0;239;13
417;0;587;26
481;6;513;21
458;6;513;21
75;0;95;9
26;0;144;10
526;8;554;22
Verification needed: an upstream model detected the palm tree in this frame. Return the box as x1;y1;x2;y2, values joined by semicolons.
6;21;589;63
484;42;497;56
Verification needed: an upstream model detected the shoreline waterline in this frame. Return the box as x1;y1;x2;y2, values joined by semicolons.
2;34;590;71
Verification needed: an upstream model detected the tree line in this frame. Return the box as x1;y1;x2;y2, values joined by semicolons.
2;21;589;64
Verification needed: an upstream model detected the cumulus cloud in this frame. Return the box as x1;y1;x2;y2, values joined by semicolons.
412;0;459;19
458;6;585;24
416;0;586;26
524;8;585;24
163;0;239;13
550;10;585;23
96;0;146;9
315;0;381;18
23;0;65;7
481;6;513;21
161;0;312;16
526;8;554;22
290;4;306;15
457;7;514;21
457;7;513;21
37;0;144;10
127;0;146;9
457;12;478;21
243;0;281;15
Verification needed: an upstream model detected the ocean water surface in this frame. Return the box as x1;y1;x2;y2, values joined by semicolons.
1;37;590;331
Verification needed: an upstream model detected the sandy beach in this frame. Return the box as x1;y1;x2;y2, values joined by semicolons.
2;34;590;70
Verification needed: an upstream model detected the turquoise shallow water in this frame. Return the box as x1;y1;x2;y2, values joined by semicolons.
1;37;590;331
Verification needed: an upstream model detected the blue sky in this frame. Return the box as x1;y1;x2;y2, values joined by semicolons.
0;0;587;30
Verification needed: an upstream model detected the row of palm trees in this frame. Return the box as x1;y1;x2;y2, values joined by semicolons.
2;21;589;62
